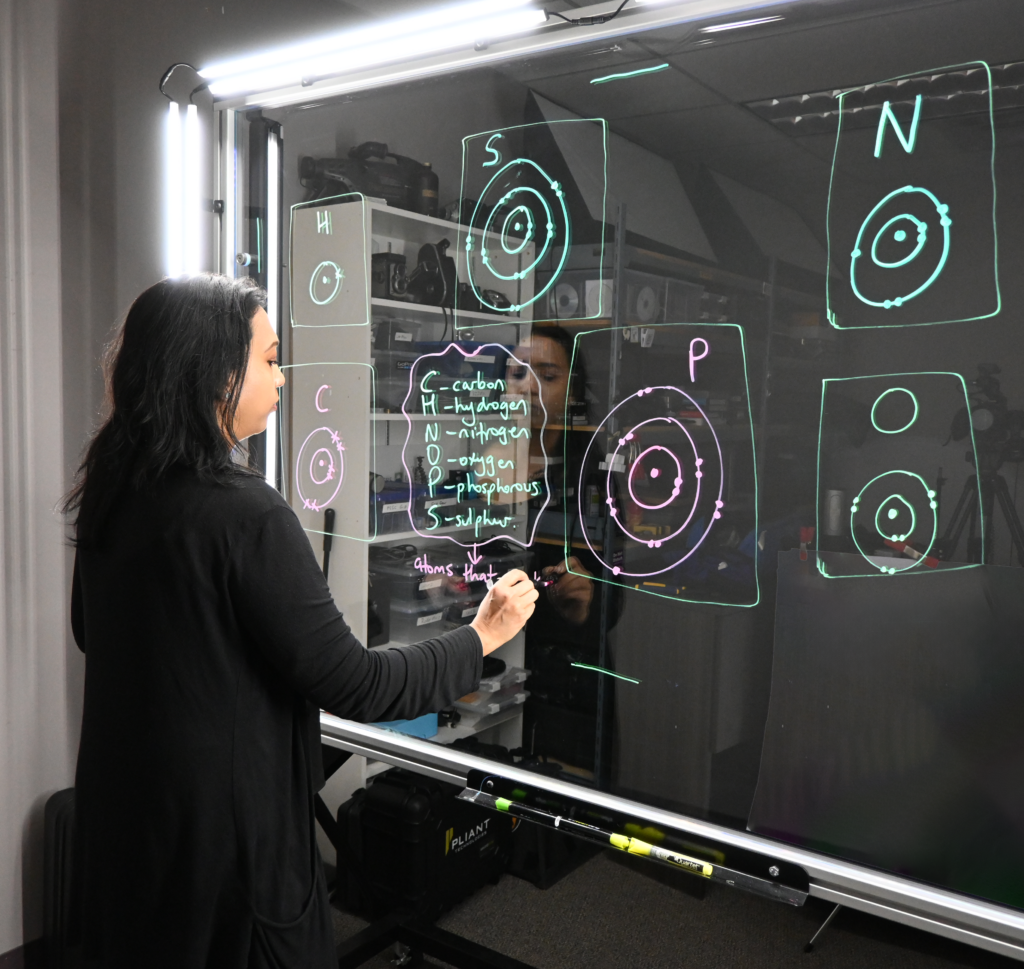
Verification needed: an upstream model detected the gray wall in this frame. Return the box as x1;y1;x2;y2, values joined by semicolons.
1;0;72;955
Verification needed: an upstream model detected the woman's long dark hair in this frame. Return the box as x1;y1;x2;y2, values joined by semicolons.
64;273;267;547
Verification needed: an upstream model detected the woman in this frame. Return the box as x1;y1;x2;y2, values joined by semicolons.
501;326;595;623
64;274;536;968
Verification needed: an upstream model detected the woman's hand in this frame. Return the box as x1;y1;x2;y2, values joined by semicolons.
471;570;538;655
543;556;594;625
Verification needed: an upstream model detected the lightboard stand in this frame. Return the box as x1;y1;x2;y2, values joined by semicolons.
804;903;843;953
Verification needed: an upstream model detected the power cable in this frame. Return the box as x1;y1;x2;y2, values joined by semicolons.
545;0;633;27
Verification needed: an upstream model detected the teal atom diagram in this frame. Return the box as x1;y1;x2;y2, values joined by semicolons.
850;186;951;309
309;260;344;306
466;158;570;315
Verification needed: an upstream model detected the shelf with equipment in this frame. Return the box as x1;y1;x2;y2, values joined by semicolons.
288;195;538;766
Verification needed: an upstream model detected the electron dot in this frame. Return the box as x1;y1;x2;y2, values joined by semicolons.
674;477;683;487
613;566;621;575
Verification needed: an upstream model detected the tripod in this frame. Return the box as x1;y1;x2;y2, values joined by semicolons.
939;451;1024;564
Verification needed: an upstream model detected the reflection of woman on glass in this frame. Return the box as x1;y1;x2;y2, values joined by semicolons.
63;274;537;968
504;327;594;625
503;325;617;777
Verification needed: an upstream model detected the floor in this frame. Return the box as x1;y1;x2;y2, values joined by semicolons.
331;850;1019;969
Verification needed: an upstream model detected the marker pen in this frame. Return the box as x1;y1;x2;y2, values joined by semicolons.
457;789;804;904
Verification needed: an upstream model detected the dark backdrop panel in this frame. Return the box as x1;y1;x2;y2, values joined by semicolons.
750;551;1024;909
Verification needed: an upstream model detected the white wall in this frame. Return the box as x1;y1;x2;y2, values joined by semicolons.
0;0;74;954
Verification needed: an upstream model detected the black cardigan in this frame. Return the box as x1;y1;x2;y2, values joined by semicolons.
70;470;482;968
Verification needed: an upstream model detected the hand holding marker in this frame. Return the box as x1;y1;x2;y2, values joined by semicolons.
471;569;537;656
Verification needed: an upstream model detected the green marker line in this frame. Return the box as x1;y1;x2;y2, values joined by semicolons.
590;64;670;85
571;662;640;685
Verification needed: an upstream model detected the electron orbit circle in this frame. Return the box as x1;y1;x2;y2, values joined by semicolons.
849;185;952;310
295;426;346;513
849;469;938;574
870;387;919;434
580;386;725;579
309;260;344;307
466;157;571;314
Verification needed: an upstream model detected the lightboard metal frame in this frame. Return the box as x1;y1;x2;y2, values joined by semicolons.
321;713;1024;961
211;0;1024;958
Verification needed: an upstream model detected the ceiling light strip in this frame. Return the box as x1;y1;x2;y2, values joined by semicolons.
203;2;546;98
207;0;794;109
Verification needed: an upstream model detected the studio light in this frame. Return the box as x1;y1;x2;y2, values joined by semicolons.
199;0;547;98
164;100;203;277
183;104;202;275
164;102;183;277
265;127;281;486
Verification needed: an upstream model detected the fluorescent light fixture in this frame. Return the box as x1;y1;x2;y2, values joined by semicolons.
165;102;183;277
183;104;202;274
221;112;237;276
699;15;783;32
265;128;280;486
200;0;546;98
591;63;670;84
164;100;204;276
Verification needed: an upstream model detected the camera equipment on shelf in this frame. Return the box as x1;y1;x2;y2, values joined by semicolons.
405;239;457;308
370;251;408;301
941;364;1024;563
300;141;438;216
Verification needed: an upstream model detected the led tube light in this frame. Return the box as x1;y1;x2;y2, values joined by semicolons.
183;104;202;275
202;3;546;98
164;100;204;276
265;127;280;487
201;0;535;81
165;102;183;277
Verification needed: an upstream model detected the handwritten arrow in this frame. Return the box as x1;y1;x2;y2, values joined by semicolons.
467;544;483;566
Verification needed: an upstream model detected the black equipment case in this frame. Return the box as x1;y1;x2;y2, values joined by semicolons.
44;788;76;967
335;768;514;920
